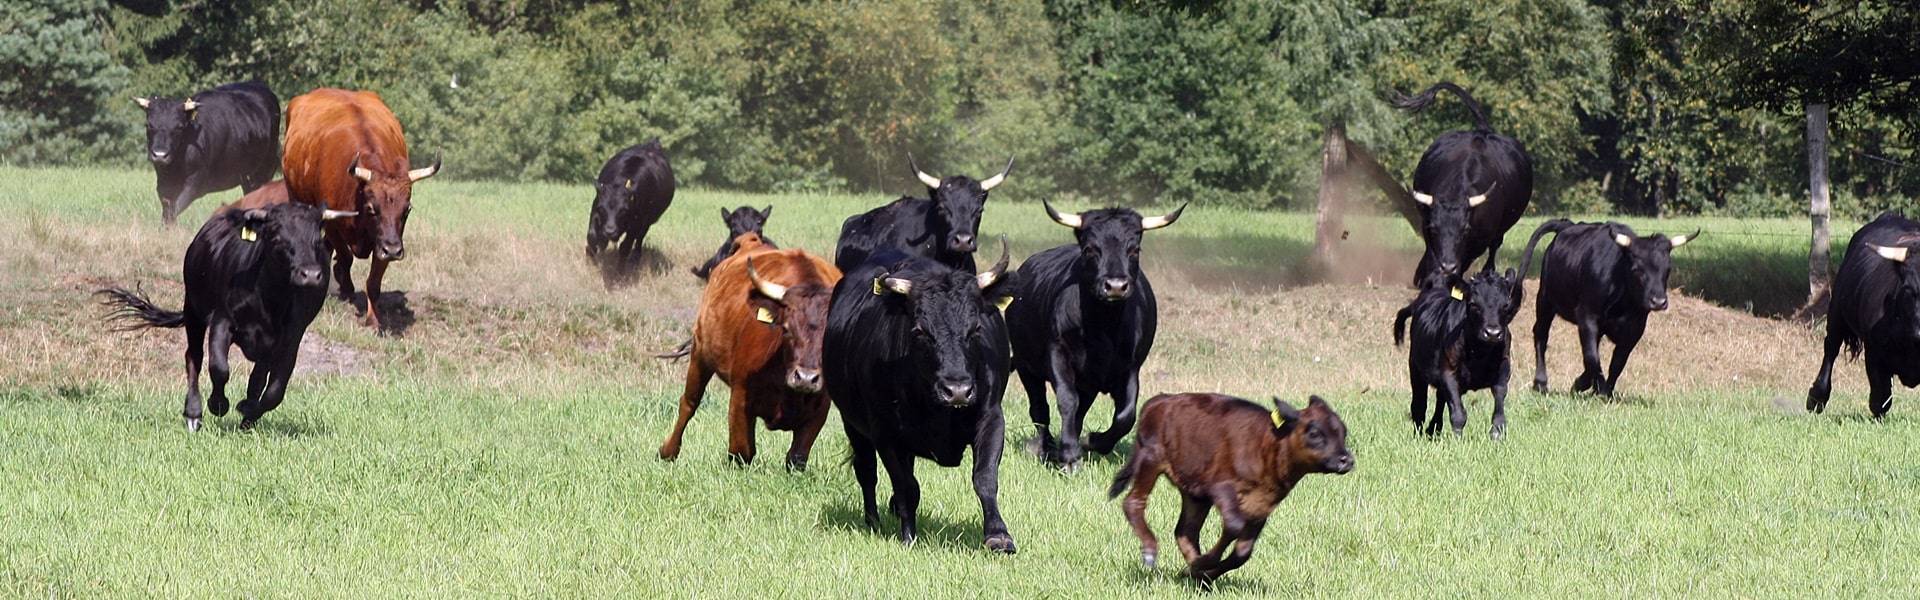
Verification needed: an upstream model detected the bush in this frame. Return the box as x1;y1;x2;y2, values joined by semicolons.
0;0;133;166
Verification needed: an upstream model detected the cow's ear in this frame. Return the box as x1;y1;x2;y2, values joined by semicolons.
1271;397;1302;436
761;205;773;219
718;207;730;221
242;208;269;223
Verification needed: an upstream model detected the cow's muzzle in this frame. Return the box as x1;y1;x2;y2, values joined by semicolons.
1099;277;1131;300
292;267;325;288
1648;296;1669;311
149;151;171;165
936;379;976;408
376;243;406;262
787;368;822;394
1326;452;1355;474
1479;324;1506;342
950;233;978;253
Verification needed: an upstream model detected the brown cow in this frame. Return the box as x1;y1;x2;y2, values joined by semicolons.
216;180;292;214
659;233;844;469
1108;393;1355;584
282;88;440;331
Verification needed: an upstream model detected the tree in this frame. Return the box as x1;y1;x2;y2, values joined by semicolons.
1;0;133;166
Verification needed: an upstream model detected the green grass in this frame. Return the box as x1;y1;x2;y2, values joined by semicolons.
1;166;1914;598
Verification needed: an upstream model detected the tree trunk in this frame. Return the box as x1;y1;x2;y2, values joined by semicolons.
1807;102;1832;313
1312;123;1349;269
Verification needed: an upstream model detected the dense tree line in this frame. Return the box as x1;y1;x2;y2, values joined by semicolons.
3;0;1914;216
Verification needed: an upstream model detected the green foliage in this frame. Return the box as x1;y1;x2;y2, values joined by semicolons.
0;0;133;166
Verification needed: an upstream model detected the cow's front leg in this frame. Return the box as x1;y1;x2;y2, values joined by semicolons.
844;424;881;529
182;317;207;431
364;258;390;331
205;321;234;421
1572;317;1605;394
1050;349;1086;469
1599;318;1646;397
972;407;1016;553
725;385;757;465
876;446;920;546
1087;373;1140;455
1808;331;1845;413
783;393;831;471
331;246;356;301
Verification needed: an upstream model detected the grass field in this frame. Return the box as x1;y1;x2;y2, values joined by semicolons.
2;166;1917;598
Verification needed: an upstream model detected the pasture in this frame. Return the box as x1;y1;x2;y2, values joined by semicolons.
2;166;1917;597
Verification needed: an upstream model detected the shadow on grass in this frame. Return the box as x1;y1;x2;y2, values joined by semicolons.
226;413;332;438
1673;240;1817;318
1118;563;1279;595
596;245;674;290
815;496;1000;554
1016;432;1135;473
338;289;417;337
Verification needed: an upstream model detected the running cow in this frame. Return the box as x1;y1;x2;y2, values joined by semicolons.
1009;201;1184;469
823;239;1021;553
586;140;676;285
1518;220;1695;397
1808;211;1920;418
1392;82;1533;284
1394;270;1524;438
833;154;1012;273
691;206;776;280
659;233;842;469
97;202;355;430
134;81;280;226
282;88;440;331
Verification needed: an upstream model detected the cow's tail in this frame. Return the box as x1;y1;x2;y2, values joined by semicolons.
1517;219;1576;280
95;287;185;330
653;338;693;360
1392;304;1414;347
1392;82;1493;133
1107;445;1146;499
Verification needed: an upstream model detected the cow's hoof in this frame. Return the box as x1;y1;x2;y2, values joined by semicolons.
184;417;201;432
238;418;258;431
784;457;808;472
1490;426;1505;441
208;398;229;417
985;534;1016;554
1142;549;1157;568
1532;381;1548;394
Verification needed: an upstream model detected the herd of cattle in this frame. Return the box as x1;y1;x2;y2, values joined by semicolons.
79;79;1920;582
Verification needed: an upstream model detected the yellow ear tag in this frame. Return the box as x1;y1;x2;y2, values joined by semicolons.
994;296;1013;314
755;307;774;323
1449;287;1465;301
240;227;257;242
1271;410;1284;429
872;278;884;295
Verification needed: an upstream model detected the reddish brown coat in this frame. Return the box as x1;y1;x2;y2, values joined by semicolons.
659;233;844;469
1109;393;1354;584
282;88;438;330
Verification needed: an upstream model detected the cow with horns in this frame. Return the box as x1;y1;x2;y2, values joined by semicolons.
1518;220;1696;397
1393;82;1534;284
834;154;1012;273
1808;211;1920;418
134;81;281;226
1007;201;1184;469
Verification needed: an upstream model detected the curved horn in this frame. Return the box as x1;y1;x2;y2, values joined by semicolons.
321;209;358;221
349;154;374;183
1467;182;1495;207
746;257;788;303
133;97;151;109
908;152;942;188
1141;202;1187;231
1044;200;1084;229
1412;191;1434;206
977;235;1011;289
882;277;913;295
408;152;442;182
977;156;1014;191
1614;233;1634;248
182;99;199;112
1872;243;1909;263
1669;228;1700;248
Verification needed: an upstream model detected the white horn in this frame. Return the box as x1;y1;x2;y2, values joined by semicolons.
349;154;374;183
1614;233;1634;248
182;100;198;111
1873;244;1909;263
977;235;1011;289
1412;191;1434;206
909;152;942;188
133;97;150;109
1141;203;1187;231
408;152;442;182
321;209;358;221
1669;228;1699;249
882;277;913;295
747;257;787;303
1044;201;1084;229
978;156;1014;191
1467;182;1494;206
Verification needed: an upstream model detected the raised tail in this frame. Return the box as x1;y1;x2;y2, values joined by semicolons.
1391;82;1493;133
1517;219;1577;280
95;287;185;330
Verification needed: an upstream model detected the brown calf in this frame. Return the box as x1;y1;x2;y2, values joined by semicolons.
659;233;843;469
1108;393;1354;584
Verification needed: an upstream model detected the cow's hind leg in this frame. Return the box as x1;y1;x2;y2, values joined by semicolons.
1171;494;1210;565
1409;366;1430;430
724;384;757;465
1808;330;1845;413
1532;300;1555;393
182;315;208;431
659;360;714;461
1184;483;1251;584
204;321;235;423
1016;361;1056;459
331;247;355;301
876;446;921;546
844;425;882;529
1196;519;1267;584
1866;355;1896;418
238;346;300;429
1121;451;1165;568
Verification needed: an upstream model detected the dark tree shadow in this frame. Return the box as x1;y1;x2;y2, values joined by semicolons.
815;496;998;554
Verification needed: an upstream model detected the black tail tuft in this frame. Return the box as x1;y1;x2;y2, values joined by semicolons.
1392;82;1493;133
95;287;185;330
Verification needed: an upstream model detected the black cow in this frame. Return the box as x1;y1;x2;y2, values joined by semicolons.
833;154;1013;273
690;205;776;280
586;139;676;285
1008;201;1184;469
1808;211;1920;418
134;81;281;226
823;238;1021;553
1392;82;1534;284
1393;269;1523;438
1517;220;1696;397
97;202;354;431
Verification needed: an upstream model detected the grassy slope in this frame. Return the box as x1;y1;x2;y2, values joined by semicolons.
1;167;1915;598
